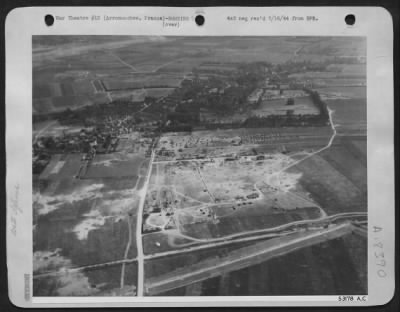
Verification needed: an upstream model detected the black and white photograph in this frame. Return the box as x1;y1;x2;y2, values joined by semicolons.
5;6;395;307
32;35;368;297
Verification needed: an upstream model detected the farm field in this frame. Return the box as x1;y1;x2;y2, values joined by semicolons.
109;88;174;102
289;66;366;80
153;233;366;296
103;74;182;90
328;98;367;134
33;142;148;295
252;96;319;116
33;93;111;114
34;177;139;263
316;86;366;99
179;206;321;240
326;63;367;75
33;171;140;294
33;36;366;114
33;262;137;296
84;153;146;180
144;240;261;279
290;136;367;215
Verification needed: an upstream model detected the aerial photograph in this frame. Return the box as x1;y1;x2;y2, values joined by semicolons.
32;36;367;296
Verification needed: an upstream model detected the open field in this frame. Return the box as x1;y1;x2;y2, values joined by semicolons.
85;153;146;180
316;86;366;100
326;63;367;75
34;179;139;261
33;93;111;114
290;136;367;215
144;240;261;279
328;98;367;131
33;36;366;114
146;229;366;296
109;88;174;102
179;206;321;240
33;173;141;294
289;65;366;80
33;137;149;280
103;74;182;91
33;262;137;296
252;96;319;116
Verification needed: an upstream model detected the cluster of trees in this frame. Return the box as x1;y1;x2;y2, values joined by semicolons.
162;124;192;132
242;114;328;128
275;60;328;74
274;56;364;76
166;111;198;124
304;88;329;121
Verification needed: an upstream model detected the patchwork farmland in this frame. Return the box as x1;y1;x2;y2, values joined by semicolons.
33;36;367;297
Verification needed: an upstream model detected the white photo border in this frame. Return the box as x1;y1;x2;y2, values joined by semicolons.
5;6;395;307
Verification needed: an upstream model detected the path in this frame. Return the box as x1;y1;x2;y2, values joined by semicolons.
33;120;58;143
136;150;155;296
106;51;140;72
120;213;133;288
274;107;336;176
33;258;137;279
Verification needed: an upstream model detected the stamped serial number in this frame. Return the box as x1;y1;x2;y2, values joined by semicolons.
338;295;367;302
373;225;387;278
